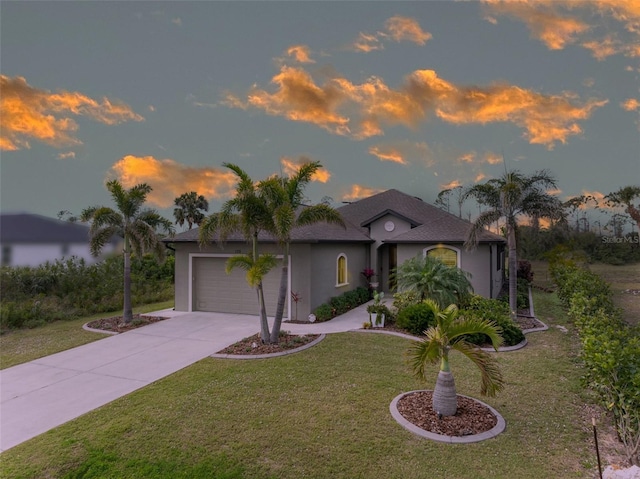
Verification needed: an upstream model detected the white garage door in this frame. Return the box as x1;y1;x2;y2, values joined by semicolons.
193;256;286;316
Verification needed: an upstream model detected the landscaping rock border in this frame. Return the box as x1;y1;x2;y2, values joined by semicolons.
390;390;506;443
82;322;119;335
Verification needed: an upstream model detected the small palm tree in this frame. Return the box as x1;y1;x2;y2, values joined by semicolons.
465;169;563;318
199;163;275;342
81;180;174;324
391;255;473;307
173;192;209;230
259;160;345;343
408;299;504;416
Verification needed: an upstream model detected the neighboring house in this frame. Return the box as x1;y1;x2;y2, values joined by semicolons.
167;189;506;321
0;213;118;267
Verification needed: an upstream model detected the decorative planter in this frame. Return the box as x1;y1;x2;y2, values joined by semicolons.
372;313;385;328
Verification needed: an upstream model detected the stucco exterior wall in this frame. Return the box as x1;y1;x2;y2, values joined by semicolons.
3;243;97;267
308;243;368;315
397;242;503;299
367;214;412;280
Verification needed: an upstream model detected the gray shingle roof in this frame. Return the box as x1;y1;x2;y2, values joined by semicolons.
338;189;504;243
0;213;91;243
167;189;504;245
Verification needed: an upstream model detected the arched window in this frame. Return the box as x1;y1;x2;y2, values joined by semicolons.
336;253;348;286
424;246;460;268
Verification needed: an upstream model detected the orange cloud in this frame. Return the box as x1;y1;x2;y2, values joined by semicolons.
475;173;487;183
56;151;76;160
547;188;563;196
342;184;385;202
484;152;503;164
368;145;407;164
280;156;331;182
483;1;588;49
484;1;640;60
225;66;605;148
0;75;143;151
621;98;640;111
348;15;430;52
286;45;316;63
384;16;432;45
458;152;476;163
368;140;433;166
440;179;462;190
350;32;384;53
223;66;350;136
111;155;236;208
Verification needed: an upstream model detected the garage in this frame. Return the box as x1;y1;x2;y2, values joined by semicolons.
192;256;287;317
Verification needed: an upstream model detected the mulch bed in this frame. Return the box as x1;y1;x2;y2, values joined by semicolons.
217;333;320;355
397;391;497;436
86;314;168;333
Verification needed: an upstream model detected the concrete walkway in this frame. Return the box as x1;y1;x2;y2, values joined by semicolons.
0;304;371;452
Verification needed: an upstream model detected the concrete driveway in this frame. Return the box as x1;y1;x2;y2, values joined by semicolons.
0;304;369;452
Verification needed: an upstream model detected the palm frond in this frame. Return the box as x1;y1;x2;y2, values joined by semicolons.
447;317;504;350
297;204;345;229
450;341;505;396
407;333;443;380
464;209;503;249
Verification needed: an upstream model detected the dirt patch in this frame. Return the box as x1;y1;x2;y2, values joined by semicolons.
217;333;320;355
86;315;168;333
397;391;497;436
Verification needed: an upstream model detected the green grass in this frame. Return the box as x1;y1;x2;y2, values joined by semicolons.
0;300;174;369
0;291;598;478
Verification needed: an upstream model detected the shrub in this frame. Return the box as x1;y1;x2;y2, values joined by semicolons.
551;260;639;466
396;303;435;335
312;304;333;322
461;296;524;347
392;290;420;316
517;260;534;283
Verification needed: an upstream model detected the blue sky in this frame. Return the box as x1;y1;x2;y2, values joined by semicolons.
1;1;639;226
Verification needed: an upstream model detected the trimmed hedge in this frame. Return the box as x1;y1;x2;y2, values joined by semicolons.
312;287;370;322
551;262;639;466
395;303;435;335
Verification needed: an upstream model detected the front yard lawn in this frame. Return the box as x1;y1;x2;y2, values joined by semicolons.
0;292;600;478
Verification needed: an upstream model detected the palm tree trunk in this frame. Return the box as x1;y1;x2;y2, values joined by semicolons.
257;283;270;343
270;244;289;344
432;370;457;417
253;233;271;343
122;236;133;324
508;225;517;319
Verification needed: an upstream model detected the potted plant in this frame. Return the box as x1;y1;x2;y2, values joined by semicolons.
366;291;389;327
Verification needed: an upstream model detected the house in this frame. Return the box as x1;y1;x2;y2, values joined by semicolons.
0;213;118;267
167;189;506;320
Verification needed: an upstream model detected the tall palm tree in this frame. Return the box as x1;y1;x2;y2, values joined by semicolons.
464;169;563;318
391;255;473;307
81;180;174;324
198;163;275;342
173;192;209;230
259;161;345;343
408;300;504;416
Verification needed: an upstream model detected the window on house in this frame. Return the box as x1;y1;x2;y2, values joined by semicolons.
425;246;459;268
1;245;12;266
336;253;348;286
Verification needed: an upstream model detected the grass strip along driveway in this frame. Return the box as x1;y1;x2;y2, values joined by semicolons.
1;292;597;478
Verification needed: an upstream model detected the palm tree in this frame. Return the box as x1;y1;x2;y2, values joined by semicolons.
408;300;504;416
259;161;345;343
198;163;275;343
605;185;640;232
464;169;563;318
81;180;174;324
173;192;209;230
391;255;473;307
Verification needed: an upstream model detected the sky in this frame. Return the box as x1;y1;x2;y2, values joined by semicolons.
1;1;639;229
